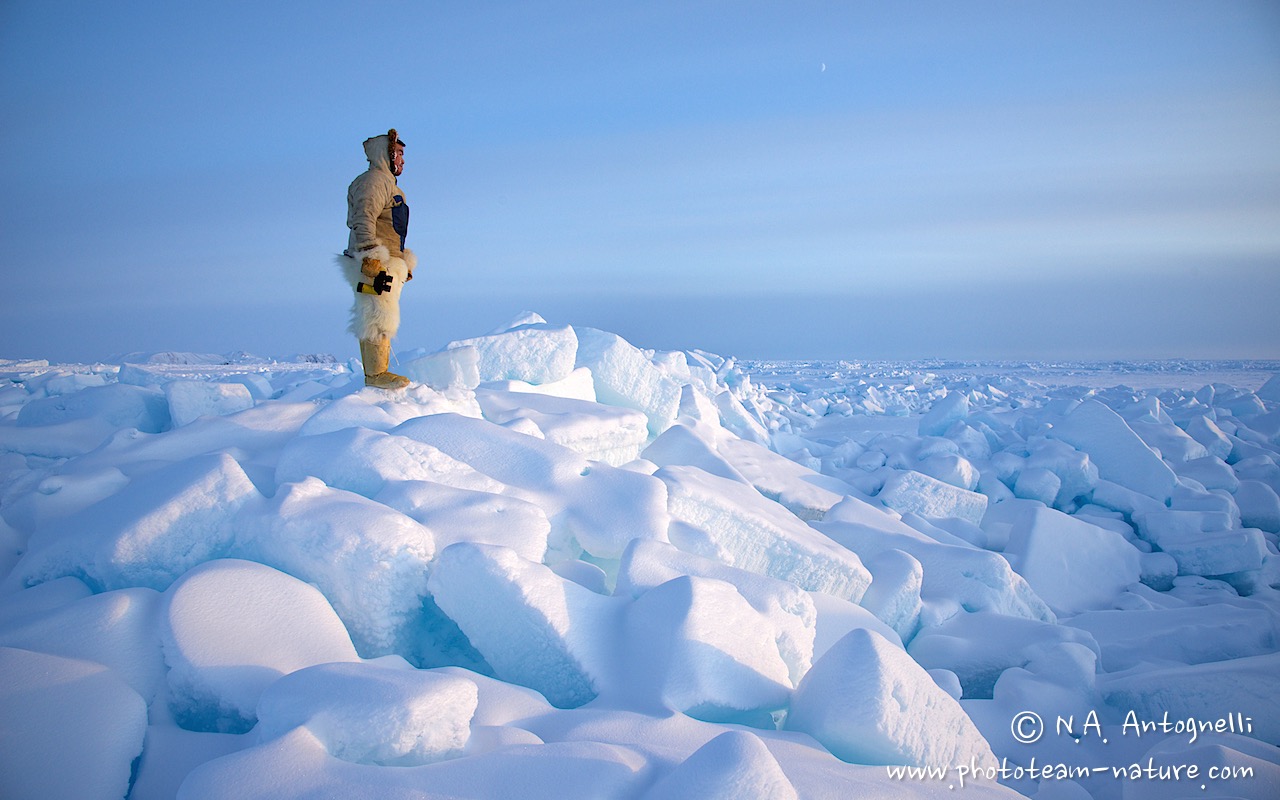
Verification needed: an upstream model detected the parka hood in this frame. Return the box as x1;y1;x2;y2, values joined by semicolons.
362;128;405;173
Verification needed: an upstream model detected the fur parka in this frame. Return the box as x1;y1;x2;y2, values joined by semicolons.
342;130;414;341
346;131;409;259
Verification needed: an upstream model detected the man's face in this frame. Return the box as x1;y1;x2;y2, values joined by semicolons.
391;144;405;176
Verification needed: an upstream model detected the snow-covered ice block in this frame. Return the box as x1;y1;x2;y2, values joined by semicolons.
12;451;258;592
224;372;273;401
714;389;771;444
917;453;979;492
1047;400;1178;502
1138;551;1178;591
236;478;435;656
946;421;993;461
1067;605;1279;672
376;480;550;564
477;388;649;466
490;365;598;402
715;434;857;521
0;586;163;699
657;465;872;602
992;501;1141;615
401;344;481;390
1090;478;1167;518
1024;439;1099;509
908;612;1100;699
427;543;618;708
276;426;503;498
918;390;969;438
642;422;750;483
160;559;359;733
878;469;988;526
640;730;798;800
17;382;170;433
786;628;998;768
394;413;669;560
1171;481;1241;522
623;576;793;724
819;497;1053;622
0;647;147;800
1132;510;1268;576
448;322;578;385
575;326;683;436
617;539;815;686
677;382;723;424
859;548;923;644
1215;388;1268;419
1236;479;1280;532
164;380;254;427
1259;373;1280;403
1100;652;1280;746
255;661;478;766
1183;414;1234;461
1174;455;1239;492
1013;467;1061;506
1131;417;1211;463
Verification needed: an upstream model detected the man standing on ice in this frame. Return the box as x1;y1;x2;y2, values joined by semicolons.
338;128;415;390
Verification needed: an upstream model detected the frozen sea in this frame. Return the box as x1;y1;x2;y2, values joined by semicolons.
2;318;1278;800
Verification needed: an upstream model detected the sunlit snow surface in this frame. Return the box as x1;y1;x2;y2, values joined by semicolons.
2;324;1279;800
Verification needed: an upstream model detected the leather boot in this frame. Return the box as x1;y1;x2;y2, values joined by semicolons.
359;337;410;390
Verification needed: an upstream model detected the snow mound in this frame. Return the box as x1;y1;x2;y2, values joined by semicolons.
235;478;436;656
13;452;258;592
164;380;254;427
640;730;798;800
160;559;359;732
0;646;147;800
617;538;816;686
623;575;794;725
448;321;578;385
786;628;998;768
255;661;478;766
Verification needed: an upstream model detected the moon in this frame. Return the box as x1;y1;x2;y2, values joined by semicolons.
821;62;827;72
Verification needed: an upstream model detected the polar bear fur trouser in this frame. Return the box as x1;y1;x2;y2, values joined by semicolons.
335;245;415;341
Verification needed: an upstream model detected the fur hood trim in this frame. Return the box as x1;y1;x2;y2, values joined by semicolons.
362;129;405;173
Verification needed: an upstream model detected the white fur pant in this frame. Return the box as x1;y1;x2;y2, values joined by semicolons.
336;246;415;341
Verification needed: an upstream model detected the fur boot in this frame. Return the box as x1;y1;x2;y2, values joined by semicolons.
359;336;410;390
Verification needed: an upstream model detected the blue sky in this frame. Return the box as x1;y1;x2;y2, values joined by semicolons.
2;0;1278;362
